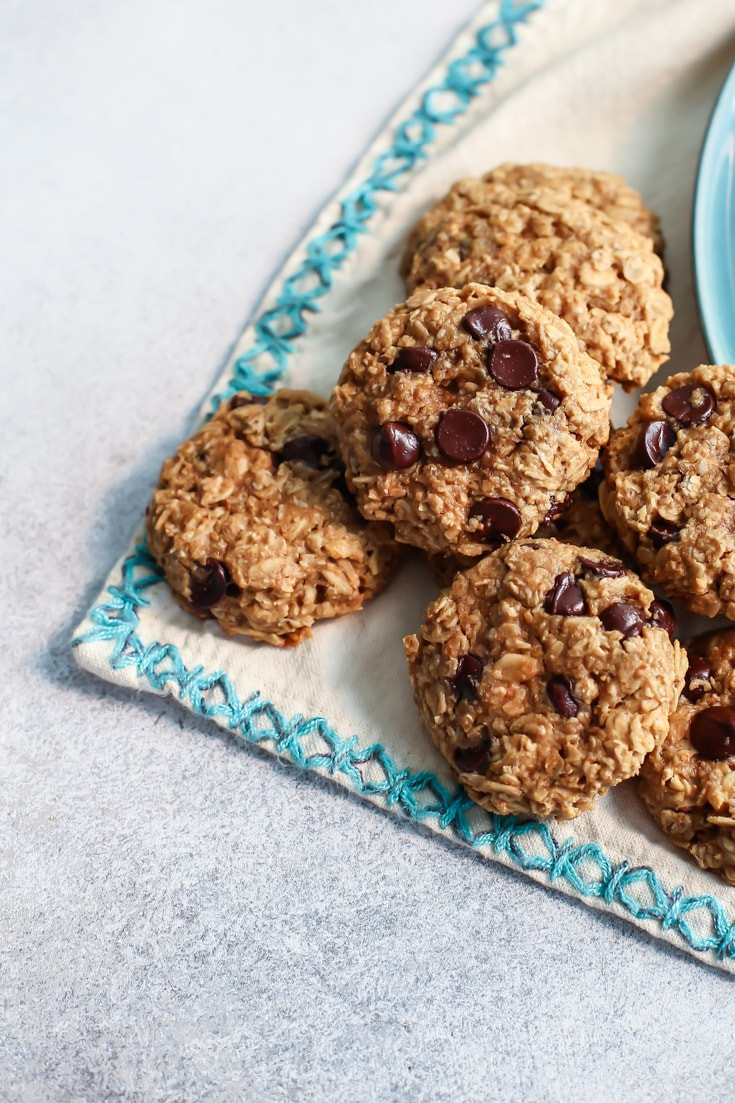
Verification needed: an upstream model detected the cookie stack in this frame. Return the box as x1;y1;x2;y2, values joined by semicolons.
145;162;735;884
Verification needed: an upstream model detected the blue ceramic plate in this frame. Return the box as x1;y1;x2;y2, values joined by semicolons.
694;60;735;364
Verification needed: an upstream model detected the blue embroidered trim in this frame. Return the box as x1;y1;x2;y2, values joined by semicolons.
212;0;547;409
74;545;735;962
72;1;735;965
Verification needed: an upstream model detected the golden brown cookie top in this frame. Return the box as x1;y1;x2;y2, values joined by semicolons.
146;388;400;646
404;538;685;820
639;628;735;885
600;365;735;619
331;284;610;558
483;163;661;248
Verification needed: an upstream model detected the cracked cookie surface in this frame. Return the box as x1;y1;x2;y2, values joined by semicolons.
146;389;401;646
600;365;735;619
639;629;735;884
478;163;660;249
402;176;671;389
404;538;685;820
331;284;610;559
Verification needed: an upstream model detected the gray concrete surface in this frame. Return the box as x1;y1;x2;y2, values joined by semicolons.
2;2;731;1100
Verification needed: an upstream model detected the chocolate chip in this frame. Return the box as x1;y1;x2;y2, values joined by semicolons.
488;340;539;390
662;383;716;427
189;558;228;608
218;561;241;598
544;495;573;525
468;497;522;544
435;409;490;461
579;461;604;500
649;598;676;641
578;556;625;579
229;393;269;409
599;602;644;638
649;517;680;548
371;422;421;469
683;655;712;703
462;306;512;342
544;573;588;616
547;675;579;718
389;346;438;374
450;653;484;701
690;706;735;760
454;734;494;774
536;389;561;413
635;420;676;469
278;434;333;469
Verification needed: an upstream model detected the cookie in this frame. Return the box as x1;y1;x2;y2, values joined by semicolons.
146;389;401;646
404;538;685;820
482;163;661;250
330;284;610;559
639;629;735;884
401;177;672;390
600;365;735;619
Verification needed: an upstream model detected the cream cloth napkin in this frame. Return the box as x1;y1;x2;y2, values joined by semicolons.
74;0;735;971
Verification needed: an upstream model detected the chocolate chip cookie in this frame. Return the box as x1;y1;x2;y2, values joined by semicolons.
404;538;685;820
639;629;735;884
146;389;401;646
401;176;672;390
330;284;610;559
600;365;735;619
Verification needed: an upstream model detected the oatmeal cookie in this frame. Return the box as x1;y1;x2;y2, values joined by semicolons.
483;164;660;249
600;365;735;619
404;538;685;820
330;284;610;559
639;629;735;884
401;177;672;390
146;389;401;646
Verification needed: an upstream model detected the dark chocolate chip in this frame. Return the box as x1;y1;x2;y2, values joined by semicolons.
690;706;735;760
662;383;716;427
649;599;676;641
544;573;588;617
578;556;625;579
371;422;421;469
462;306;512;342
635;420;676;469
599;602;644;638
537;389;561;413
544;495;573;525
683;654;712;703
488;340;539;390
468;497;522;544
435;409;490;461
579;461;604;500
278;434;333;469
454;734;494;774
389;346;438;374
547;675;579;718
189;558;228;608
450;653;484;701
229;393;268;409
649;517;679;548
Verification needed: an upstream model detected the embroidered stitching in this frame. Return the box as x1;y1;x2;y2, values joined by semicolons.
73;0;735;965
74;544;735;962
211;0;546;409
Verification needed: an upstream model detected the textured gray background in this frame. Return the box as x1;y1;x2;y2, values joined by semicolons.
2;1;732;1101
